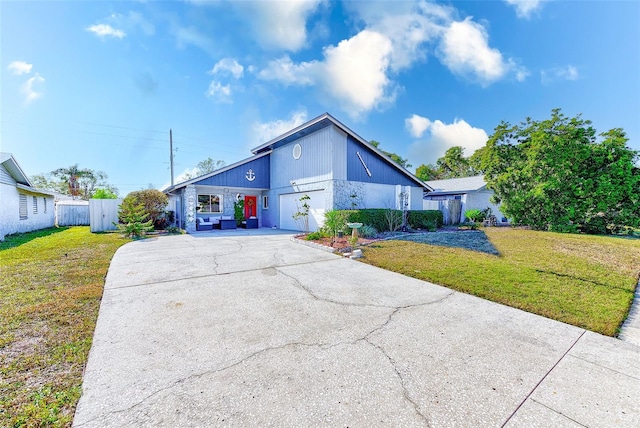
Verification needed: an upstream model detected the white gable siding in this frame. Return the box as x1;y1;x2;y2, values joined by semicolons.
0;164;17;185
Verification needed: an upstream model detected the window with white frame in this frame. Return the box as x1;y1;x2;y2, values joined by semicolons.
19;194;28;219
262;195;269;209
43;197;47;214
197;194;222;213
33;196;38;214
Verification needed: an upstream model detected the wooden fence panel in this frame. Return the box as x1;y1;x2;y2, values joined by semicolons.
90;199;122;232
56;202;90;226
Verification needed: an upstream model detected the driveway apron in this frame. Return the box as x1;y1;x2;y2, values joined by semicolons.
74;232;640;427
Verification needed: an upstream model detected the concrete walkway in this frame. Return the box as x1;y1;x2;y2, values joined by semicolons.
74;232;639;427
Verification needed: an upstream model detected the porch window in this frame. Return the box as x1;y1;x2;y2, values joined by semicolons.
197;194;222;213
262;195;269;209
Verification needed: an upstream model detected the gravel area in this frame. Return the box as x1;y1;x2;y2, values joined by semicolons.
393;230;500;255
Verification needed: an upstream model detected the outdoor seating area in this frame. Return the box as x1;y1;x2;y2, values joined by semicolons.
242;217;258;229
196;216;237;231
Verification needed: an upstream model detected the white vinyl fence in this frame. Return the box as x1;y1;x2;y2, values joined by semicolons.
56;200;90;226
423;199;463;225
90;199;122;232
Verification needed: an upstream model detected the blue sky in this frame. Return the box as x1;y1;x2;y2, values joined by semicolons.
2;0;639;196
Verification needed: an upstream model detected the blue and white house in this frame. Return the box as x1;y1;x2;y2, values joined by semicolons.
164;113;431;233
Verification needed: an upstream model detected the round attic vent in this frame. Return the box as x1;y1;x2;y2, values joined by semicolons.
292;143;302;160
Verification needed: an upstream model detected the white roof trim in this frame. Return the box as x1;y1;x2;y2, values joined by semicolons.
1;152;33;186
16;183;56;196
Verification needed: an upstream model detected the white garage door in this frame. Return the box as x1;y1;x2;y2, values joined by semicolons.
279;190;325;232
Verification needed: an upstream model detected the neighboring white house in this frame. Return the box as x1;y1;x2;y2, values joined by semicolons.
424;175;507;224
164;112;431;233
0;152;56;240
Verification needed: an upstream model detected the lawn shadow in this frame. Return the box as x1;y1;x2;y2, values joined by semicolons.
0;227;70;252
395;230;500;256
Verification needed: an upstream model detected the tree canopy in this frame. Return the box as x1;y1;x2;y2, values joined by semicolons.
182;157;226;181
477;108;640;234
121;189;168;229
32;165;118;199
415;146;480;181
370;140;412;169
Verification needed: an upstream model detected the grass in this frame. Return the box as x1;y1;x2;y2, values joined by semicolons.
0;227;128;427
361;228;640;337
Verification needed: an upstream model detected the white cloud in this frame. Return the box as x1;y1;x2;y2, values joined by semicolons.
238;0;324;51
256;2;525;117
322;30;395;116
209;58;244;79
408;117;488;166
258;30;396;119
258;56;318;86
205;80;232;102
541;65;579;84
7;61;33;75
22;73;45;104
346;1;451;72
251;110;308;146
438;18;509;86
86;24;126;39
405;114;431;138
504;0;546;19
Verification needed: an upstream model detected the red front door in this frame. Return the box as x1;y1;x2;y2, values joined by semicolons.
244;196;257;218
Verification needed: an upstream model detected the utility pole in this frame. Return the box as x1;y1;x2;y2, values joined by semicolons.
169;129;174;187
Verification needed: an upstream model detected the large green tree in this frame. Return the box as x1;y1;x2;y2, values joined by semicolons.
477;108;640;233
415;146;480;181
33;165;117;199
370;140;412;169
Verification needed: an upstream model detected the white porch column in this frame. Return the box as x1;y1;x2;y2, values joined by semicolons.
184;185;197;233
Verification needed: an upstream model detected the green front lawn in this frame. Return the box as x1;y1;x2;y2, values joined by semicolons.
0;227;128;427
361;228;640;336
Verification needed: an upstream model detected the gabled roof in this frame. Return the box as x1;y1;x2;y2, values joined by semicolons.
425;175;487;194
163;151;271;192
251;112;430;190
1;152;32;186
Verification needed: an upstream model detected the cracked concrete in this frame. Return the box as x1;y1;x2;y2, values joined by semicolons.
74;231;640;427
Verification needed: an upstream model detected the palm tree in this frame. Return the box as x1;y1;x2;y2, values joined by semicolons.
51;164;94;199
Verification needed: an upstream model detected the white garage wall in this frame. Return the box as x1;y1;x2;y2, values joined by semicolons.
279;190;326;232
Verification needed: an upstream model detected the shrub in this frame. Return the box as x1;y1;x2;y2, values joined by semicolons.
305;231;328;241
165;225;183;234
92;188;118;199
322;210;348;240
465;209;485;223
115;198;154;238
408;210;443;229
342;209;398;232
121;189;168;229
357;224;378;238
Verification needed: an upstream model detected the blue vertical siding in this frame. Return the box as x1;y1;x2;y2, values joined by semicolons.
346;136;415;186
194;155;270;188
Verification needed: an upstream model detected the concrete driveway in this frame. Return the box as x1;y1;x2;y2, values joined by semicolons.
74;231;639;427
